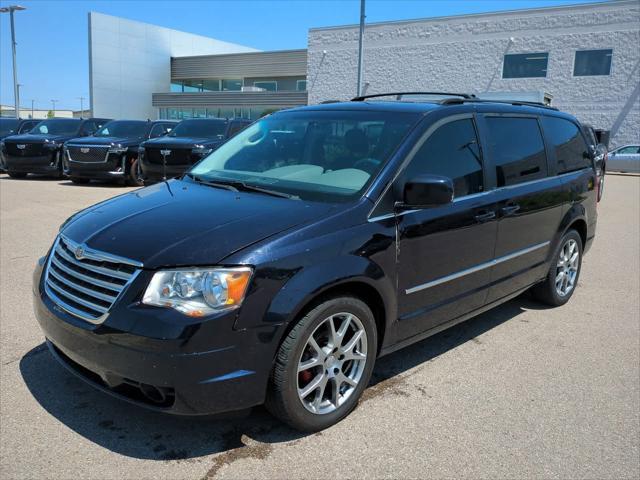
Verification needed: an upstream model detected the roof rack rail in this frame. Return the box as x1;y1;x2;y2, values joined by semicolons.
351;92;475;102
440;97;558;110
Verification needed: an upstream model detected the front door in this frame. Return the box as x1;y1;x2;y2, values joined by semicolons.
395;114;498;341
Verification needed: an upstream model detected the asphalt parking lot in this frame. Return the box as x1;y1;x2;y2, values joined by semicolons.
0;174;638;479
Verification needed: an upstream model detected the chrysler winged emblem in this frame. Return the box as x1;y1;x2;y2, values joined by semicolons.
16;144;26;149
160;149;171;156
74;246;85;261
80;147;90;154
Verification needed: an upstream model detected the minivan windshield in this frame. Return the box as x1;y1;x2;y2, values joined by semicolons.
168;119;227;139
0;118;19;136
30;119;81;136
189;110;420;202
94;120;148;138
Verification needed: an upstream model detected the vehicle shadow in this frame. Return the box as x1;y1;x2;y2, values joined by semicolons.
20;295;536;461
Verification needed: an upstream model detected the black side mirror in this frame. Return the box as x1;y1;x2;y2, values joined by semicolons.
396;174;454;209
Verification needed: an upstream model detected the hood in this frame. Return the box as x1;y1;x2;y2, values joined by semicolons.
61;178;335;268
142;136;222;149
3;133;74;144
66;136;143;148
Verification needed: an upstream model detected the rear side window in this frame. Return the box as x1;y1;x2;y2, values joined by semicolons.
486;117;547;187
542;117;590;174
404;118;483;198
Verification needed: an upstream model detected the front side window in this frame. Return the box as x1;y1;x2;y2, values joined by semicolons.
402;118;483;198
168;119;227;139
574;49;612;76
503;52;549;78
615;146;640;154
30;119;81;136
486;117;547;186
189;110;420;202
541;117;590;174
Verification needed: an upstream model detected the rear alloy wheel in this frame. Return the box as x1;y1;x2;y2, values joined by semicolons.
531;229;583;306
266;297;377;431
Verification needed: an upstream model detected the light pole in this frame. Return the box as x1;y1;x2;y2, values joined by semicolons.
356;0;366;97
51;99;58;116
77;96;85;116
0;5;27;118
30;99;34;118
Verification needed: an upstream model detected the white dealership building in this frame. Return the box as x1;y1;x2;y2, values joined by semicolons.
88;1;639;147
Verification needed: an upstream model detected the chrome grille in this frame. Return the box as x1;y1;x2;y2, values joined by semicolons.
5;142;43;156
67;146;109;163
145;147;192;165
44;235;142;323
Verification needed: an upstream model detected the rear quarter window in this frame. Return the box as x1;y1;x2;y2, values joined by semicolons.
485;116;548;187
542;117;591;174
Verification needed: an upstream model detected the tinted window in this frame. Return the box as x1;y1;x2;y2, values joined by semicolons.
228;122;248;137
616;146;640;154
95;120;148;138
486;117;547;186
403;118;483;198
18;120;39;133
503;53;548;78
149;123;171;138
190;111;420;203
168;120;227;139
31;119;81;135
541;117;590;174
0;118;19;136
574;49;612;76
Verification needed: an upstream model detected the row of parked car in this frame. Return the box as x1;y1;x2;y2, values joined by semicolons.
0;116;252;186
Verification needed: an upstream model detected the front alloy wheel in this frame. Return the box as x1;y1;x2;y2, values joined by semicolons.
297;312;368;414
267;297;377;431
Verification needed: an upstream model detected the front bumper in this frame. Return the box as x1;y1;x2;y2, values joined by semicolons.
66;154;127;180
5;152;59;174
32;260;273;415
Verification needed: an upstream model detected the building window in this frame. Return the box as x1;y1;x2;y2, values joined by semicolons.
170;82;183;93
222;79;242;91
296;80;307;91
254;81;277;92
574;49;612;76
503;52;549;78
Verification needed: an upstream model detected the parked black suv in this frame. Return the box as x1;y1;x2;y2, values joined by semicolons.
0;118;40;172
138;118;251;184
2;118;110;178
63;120;177;186
33;93;598;431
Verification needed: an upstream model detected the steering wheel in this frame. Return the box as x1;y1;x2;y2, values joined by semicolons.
353;158;381;174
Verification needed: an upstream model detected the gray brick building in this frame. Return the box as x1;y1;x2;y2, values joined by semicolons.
307;0;639;148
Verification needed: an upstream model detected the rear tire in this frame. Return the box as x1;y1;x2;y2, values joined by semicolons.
126;159;144;187
8;172;27;179
531;229;583;306
70;177;90;184
266;296;377;432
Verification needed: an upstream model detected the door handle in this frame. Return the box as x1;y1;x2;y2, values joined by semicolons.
501;204;521;216
474;210;496;223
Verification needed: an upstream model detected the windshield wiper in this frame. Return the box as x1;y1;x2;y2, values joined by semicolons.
187;174;299;199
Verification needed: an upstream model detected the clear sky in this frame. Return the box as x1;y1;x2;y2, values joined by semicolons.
0;0;604;111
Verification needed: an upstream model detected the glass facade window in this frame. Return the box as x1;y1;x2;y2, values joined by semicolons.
574;49;612;76
296;80;307;91
503;52;549;78
159;106;285;121
222;79;243;91
254;81;278;91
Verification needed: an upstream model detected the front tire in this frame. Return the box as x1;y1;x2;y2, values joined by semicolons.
266;296;377;432
531;230;583;306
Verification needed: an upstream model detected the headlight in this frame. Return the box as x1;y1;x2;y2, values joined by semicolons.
108;146;128;154
192;146;212;156
142;267;252;317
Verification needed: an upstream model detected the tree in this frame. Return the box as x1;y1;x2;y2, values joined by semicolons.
46;110;54;118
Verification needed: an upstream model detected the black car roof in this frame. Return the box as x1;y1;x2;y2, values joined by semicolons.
284;97;577;122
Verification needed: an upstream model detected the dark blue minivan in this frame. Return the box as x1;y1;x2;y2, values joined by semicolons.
33;93;598;431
